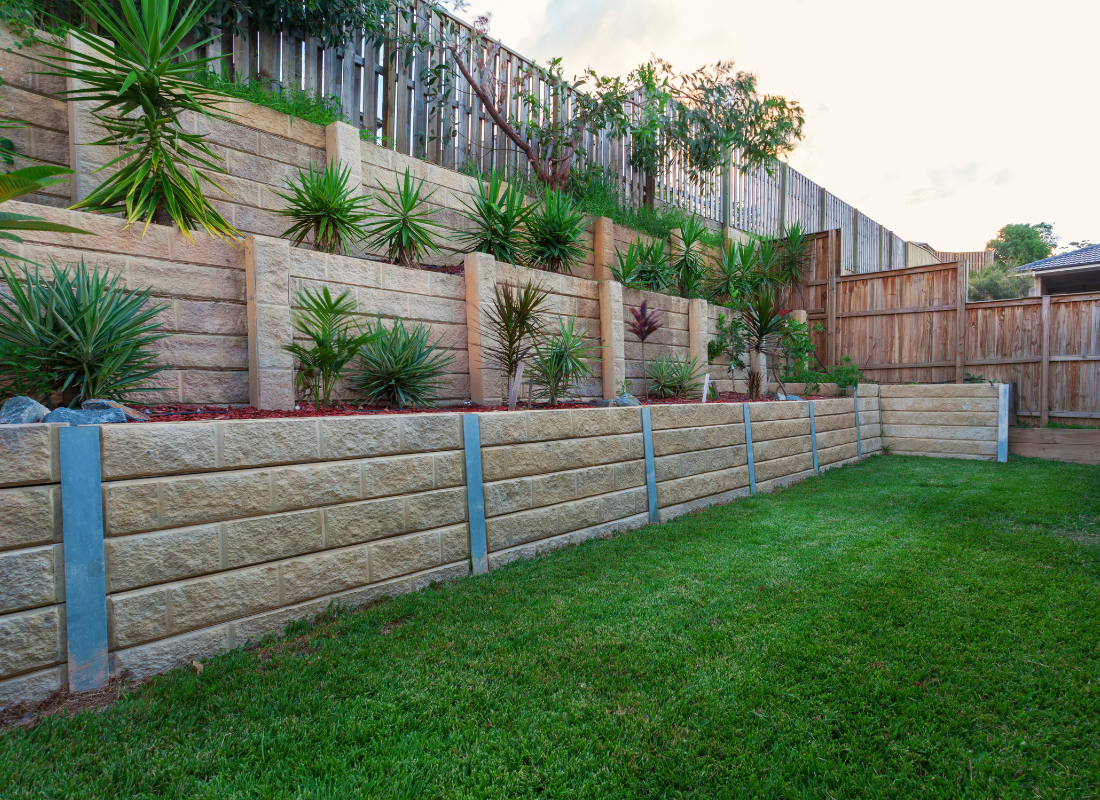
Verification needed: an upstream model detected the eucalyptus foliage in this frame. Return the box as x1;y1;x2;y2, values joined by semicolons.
275;162;371;255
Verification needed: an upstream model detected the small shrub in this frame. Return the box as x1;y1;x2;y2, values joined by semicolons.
628;301;663;400
275;162;371;255
482;280;549;408
638;239;675;292
350;317;453;408
0;259;168;406
365;167;443;268
647;354;703;398
524;188;589;274
968;262;1033;301
611;241;647;289
672;215;710;298
284;286;375;407
458;171;532;265
530;316;599;406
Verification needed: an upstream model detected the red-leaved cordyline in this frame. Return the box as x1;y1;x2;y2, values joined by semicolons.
629;301;663;400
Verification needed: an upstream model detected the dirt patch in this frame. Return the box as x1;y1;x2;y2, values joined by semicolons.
0;671;145;731
380;618;406;635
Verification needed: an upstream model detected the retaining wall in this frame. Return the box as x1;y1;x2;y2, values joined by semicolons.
0;391;886;710
880;384;1003;459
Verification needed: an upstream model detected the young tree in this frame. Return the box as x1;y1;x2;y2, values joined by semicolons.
987;223;1057;268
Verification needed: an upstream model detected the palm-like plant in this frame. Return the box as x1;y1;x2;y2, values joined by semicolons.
776;222;812;306
742;286;789;399
0;259;168;406
610;241;646;288
350;317;454;409
458;171;532;264
530;316;599;406
0;166;90;260
672;215;710;298
482;280;549;409
365;167;443;268
38;0;239;241
275;162;371;255
523;188;589;274
628;301;663;400
638;239;674;292
283;286;375;408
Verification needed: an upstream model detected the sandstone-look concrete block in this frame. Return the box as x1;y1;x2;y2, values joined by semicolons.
361;453;434;499
170;564;280;634
0;546;58;614
0;486;58;549
600;488;641;523
0;606;62;678
368;530;441;582
755;452;815;482
571;408;614;438
109;588;169;648
485;505;558;552
318;416;402;460
818;442;858;465
477;412;528;447
657;466;749;508
558;496;602;535
111;625;230;680
0;424;58;487
525;409;574;442
816;428;856;450
552;434;641;473
881;397;998;413
273;461;361;512
879;384;996;398
886;438;997;457
484;477;533;517
749;418;811;442
753;436;812;463
246;236;294;410
813;412;856;433
103;481;160;535
883;424;997;442
281;545;370;605
599;279;626;399
464;252;500;405
434;451;466;488
405;487;467;531
323;496;405;548
0;665;64;712
107;525;221;592
749;401;809;422
220;418;321;468
810;398;854;416
223;509;323;569
649;402;739;431
439;524;469;563
401;414;462;453
100;422;217;480
160;469;273;528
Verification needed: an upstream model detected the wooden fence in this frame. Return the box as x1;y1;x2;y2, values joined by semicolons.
202;3;932;274
789;235;1100;427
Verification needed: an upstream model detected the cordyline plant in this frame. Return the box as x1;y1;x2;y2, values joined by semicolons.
628;301;663;400
482;280;549;410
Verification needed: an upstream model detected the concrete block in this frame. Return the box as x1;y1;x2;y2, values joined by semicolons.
323;496;405;548
484;478;533;517
100;422;217;480
220;419;320;468
485;505;557;552
749;418;811;442
755;452;815;482
170;564;280;633
368;530;440;582
525;409;574;442
109;588;168;648
649;402;738;431
558;496;602;535
0;606;62;679
273;462;361;512
749;401;809;422
879;384;997;398
882;424;997;442
405;487;467;531
161;469;273;528
753;435;812;463
0;424;58;487
0;665;64;712
318;417;402;460
0;546;58;614
439;524;469;563
107;525;221;592
433;451;466;488
103;481;160;536
0;486;59;549
223;509;323;569
477;412;528;447
111;625;230;680
281;545;370;605
400;414;462;452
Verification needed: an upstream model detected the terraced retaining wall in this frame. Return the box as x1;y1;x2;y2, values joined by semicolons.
0;390;889;710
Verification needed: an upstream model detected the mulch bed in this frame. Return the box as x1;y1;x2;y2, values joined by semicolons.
129;392;829;423
0;671;146;731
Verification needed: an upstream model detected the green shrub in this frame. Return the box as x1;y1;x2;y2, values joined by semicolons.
482;280;549;408
365;167;443;268
523;188;589;274
350;317;453;408
610;241;646;289
647;354;704;398
672;215;710;299
274;162;371;255
284;287;375;408
530;316;599;406
458;171;532;265
783;356;864;395
0;259;168;405
968;262;1033;301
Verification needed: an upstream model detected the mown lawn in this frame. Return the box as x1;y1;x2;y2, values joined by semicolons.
2;455;1098;799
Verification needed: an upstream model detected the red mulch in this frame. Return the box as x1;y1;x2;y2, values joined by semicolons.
422;263;464;276
129;392;828;423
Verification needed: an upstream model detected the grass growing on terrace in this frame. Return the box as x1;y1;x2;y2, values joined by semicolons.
2;455;1098;797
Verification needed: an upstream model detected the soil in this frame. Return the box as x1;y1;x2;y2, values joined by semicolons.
128;392;830;423
0;671;146;731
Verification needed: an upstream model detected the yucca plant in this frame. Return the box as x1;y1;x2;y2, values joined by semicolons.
647;354;704;399
482;279;549;409
0;259;168;406
638;238;674;292
458;171;532;264
350;317;454;408
530;316;599;406
275;162;371;255
365;167;443;268
628;301;663;400
610;241;646;289
38;0;239;241
0;165;90;260
283;286;375;408
777;222;812;305
672;215;710;298
742;286;790;399
523;188;589;274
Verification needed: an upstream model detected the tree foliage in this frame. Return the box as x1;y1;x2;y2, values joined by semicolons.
987;223;1056;268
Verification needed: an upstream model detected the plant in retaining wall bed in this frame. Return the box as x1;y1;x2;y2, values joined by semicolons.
483;280;549;410
628;301;663;400
275;162;372;255
647;354;704;399
522;188;589;274
671;215;711;299
0;259;167;405
776;222;812;306
349;317;454;409
458;171;533;265
612;238;675;292
530;316;598;406
284;286;376;407
40;0;240;241
364;167;443;268
0;165;90;259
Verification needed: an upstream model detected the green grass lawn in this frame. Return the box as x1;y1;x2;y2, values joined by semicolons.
2;455;1098;798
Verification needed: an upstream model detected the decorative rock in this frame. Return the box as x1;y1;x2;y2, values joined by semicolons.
0;396;49;424
82;398;150;421
596;393;641;408
44;406;128;426
786;395;802;401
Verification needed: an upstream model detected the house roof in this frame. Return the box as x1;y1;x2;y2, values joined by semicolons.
1017;243;1100;272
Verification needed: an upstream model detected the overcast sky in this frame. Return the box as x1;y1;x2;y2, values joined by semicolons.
465;0;1098;252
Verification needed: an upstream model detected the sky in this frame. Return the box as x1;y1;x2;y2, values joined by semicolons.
461;0;1099;252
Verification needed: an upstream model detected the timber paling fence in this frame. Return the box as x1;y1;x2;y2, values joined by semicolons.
202;2;913;274
790;233;1100;427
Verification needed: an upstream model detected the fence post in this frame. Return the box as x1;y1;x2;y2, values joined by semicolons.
1040;294;1051;426
956;262;967;384
599;280;625;400
381;27;398;149
59;425;109;693
827;229;838;367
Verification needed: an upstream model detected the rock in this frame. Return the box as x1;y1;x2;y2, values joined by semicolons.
596;393;641;408
0;396;49;424
82;398;150;421
786;395;802;401
43;406;128;426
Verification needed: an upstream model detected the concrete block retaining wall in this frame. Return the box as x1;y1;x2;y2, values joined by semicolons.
881;384;1002;459
0;390;900;710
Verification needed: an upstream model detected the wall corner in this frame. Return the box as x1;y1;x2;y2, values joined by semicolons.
245;235;295;410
